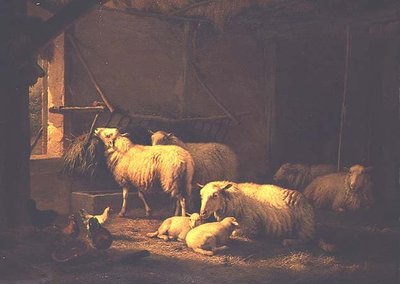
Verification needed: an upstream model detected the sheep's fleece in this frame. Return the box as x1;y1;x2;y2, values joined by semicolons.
199;181;316;246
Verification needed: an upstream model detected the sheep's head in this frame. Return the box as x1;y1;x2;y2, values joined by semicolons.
150;130;174;146
273;163;292;184
199;182;233;219
222;217;240;228
345;164;373;191
188;213;203;228
94;128;128;149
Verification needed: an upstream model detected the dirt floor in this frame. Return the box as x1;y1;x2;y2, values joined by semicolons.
1;206;399;284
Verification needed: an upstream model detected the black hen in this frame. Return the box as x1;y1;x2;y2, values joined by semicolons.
88;217;113;250
26;199;58;231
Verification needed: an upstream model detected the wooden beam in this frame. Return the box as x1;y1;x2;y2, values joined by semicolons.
101;6;210;23
337;25;352;171
191;62;240;125
178;21;192;117
125;111;250;124
31;0;111;54
49;106;106;114
169;0;216;16
67;34;115;113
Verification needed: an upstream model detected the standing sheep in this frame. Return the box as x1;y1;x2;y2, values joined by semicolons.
94;128;194;217
199;181;316;247
303;164;374;212
146;213;203;241
273;163;336;191
185;217;239;256
150;131;238;209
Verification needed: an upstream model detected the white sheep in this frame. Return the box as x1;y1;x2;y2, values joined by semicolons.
199;181;316;247
150;130;238;209
185;216;239;256
146;213;203;241
273;163;336;191
304;164;374;212
94;128;194;217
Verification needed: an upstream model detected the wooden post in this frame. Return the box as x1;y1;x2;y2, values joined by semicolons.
179;21;192;117
263;40;277;174
337;25;352;172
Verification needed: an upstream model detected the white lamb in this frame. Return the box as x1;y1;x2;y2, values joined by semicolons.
146;213;203;241
185;216;239;256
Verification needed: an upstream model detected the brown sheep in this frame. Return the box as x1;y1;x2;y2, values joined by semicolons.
94;128;194;217
199;181;316;247
273;163;336;191
303;164;374;212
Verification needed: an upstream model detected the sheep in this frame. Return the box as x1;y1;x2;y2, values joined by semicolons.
146;213;203;241
150;130;238;209
94;127;194;217
303;164;374;212
185;217;239;256
199;181;316;247
273;163;336;191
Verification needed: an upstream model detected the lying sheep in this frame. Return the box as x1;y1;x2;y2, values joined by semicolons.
199;181;316;247
146;213;203;241
303;164;374;212
273;163;336;191
185;217;239;256
94;128;194;217
150;131;238;209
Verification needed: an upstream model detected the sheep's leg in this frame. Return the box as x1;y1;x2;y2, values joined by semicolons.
174;199;180;216
178;196;186;217
138;191;152;216
146;231;159;238
119;187;129;217
193;248;214;256
213;245;229;253
282;238;307;247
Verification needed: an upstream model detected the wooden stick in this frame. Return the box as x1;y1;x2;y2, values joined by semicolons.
30;127;43;154
169;0;216;16
118;110;250;124
84;112;101;147
337;25;351;172
49;106;106;114
67;34;115;113
191;62;240;124
101;6;210;23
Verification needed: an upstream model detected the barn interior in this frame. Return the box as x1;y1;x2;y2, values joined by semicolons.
0;0;399;283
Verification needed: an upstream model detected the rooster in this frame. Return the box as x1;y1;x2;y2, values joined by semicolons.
26;199;58;232
79;206;111;230
88;217;113;250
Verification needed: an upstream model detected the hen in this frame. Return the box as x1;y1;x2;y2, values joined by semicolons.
62;214;80;238
88;217;113;250
80;206;111;230
26;199;58;232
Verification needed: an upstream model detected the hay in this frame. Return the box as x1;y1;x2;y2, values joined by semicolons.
62;133;109;180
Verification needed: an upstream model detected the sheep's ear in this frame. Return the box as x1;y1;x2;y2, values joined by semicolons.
221;184;233;191
196;183;205;189
186;212;192;217
147;129;154;135
365;166;373;173
166;132;174;138
121;133;129;137
231;220;239;227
